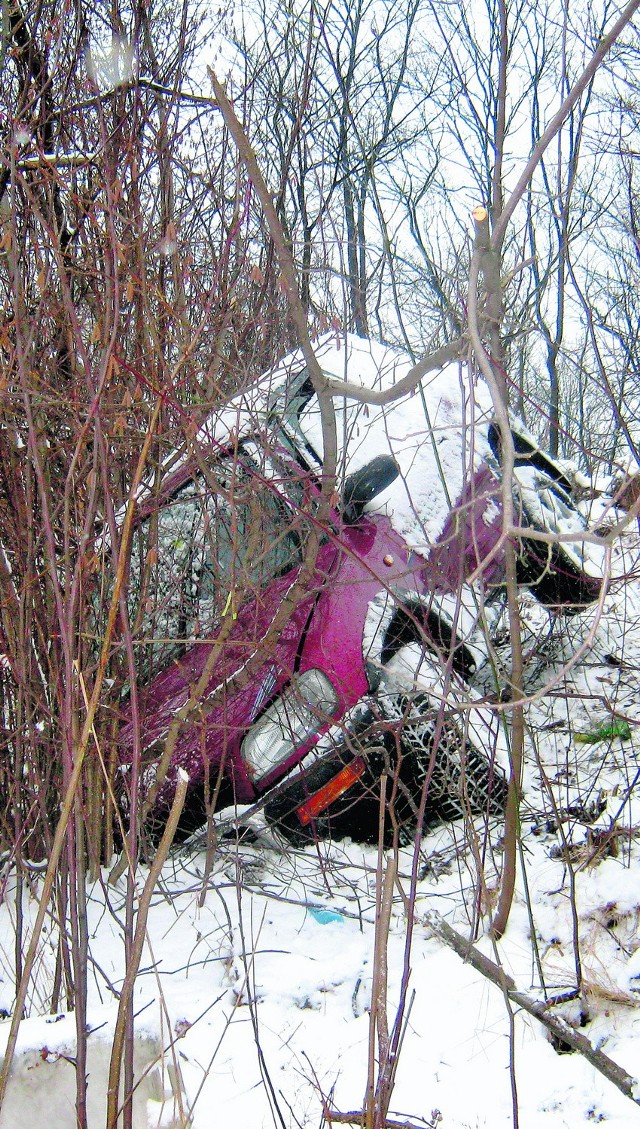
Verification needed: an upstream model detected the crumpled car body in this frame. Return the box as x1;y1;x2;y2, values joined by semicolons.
116;335;603;844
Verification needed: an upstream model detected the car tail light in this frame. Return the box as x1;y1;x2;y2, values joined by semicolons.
296;757;366;825
242;669;339;783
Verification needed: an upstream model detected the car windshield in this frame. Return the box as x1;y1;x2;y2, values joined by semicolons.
125;444;304;681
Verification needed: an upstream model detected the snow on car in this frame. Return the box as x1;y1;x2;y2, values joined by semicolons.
114;333;603;845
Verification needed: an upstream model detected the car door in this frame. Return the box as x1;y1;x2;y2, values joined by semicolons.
117;440;338;822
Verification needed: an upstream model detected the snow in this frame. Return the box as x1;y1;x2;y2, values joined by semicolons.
4;335;640;1127
5;809;640;1128
0;1011;181;1128
282;334;496;552
164;334;495;560
4;581;640;1128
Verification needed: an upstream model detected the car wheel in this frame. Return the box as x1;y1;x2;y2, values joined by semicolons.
378;692;507;825
487;422;602;609
264;694;507;847
514;468;602;609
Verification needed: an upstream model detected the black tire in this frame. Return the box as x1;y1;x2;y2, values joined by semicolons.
488;421;602;609
514;470;602;609
379;693;507;825
488;421;575;493
264;695;507;847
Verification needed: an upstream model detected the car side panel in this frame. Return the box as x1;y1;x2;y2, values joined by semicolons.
296;517;427;704
118;544;337;814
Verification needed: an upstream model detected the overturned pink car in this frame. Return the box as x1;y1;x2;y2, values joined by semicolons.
117;336;602;845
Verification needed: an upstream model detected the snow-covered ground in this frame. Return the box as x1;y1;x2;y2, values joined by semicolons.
1;334;639;1128
3;567;640;1128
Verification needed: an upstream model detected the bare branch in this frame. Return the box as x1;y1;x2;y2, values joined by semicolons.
466;205;524;940
209;69;338;501
320;337;466;405
491;0;640;252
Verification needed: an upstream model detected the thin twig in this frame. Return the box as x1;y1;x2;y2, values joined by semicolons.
490;0;640;253
106;770;188;1129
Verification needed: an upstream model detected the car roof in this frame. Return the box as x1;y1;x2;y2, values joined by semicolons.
129;334;495;559
267;335;495;555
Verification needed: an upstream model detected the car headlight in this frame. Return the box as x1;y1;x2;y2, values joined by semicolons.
242;669;339;783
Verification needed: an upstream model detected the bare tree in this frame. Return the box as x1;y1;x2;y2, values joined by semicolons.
0;2;301;1122
233;0;436;338
3;1;640;1126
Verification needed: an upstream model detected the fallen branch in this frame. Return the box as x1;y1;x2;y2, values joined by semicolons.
324;1112;441;1129
424;910;640;1108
